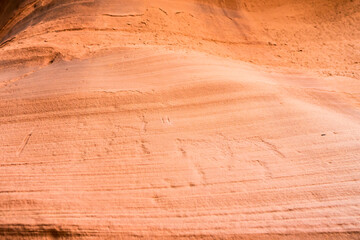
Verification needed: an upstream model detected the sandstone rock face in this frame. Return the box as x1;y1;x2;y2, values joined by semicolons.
0;1;360;239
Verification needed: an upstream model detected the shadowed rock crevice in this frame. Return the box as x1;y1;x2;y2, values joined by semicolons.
0;224;83;238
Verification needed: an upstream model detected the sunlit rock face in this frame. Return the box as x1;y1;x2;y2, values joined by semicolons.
0;0;359;239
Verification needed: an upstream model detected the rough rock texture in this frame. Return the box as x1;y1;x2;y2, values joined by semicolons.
0;0;360;239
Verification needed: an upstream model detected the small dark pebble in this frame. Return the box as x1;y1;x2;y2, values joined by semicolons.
321;134;326;136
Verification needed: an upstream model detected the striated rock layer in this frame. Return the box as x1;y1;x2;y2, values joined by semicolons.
0;0;360;239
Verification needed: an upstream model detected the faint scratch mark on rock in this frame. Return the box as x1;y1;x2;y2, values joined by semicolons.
255;160;273;179
16;128;34;157
176;139;187;157
140;115;148;133
176;139;206;184
141;139;151;155
102;13;144;18
161;116;172;125
158;8;168;15
0;70;36;89
248;136;285;158
179;147;187;157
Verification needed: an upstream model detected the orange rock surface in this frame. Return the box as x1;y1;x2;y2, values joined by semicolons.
0;0;360;239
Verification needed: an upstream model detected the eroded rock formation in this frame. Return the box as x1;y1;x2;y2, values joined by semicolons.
1;0;360;239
